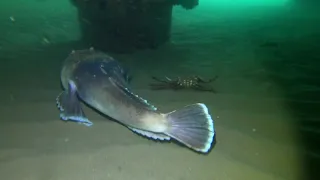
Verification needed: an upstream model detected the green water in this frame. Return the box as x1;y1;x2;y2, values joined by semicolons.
0;0;319;180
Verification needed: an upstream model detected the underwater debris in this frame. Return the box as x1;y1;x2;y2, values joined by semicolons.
70;0;200;53
9;16;15;22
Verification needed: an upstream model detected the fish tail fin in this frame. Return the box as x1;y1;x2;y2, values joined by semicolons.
56;81;93;126
164;103;215;153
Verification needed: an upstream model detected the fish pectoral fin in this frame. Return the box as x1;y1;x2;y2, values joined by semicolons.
128;127;170;141
56;81;93;127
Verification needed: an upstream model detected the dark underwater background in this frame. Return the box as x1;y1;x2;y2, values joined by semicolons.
0;0;319;180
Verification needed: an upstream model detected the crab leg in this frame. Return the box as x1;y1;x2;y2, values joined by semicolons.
192;84;216;93
196;75;218;83
149;83;172;90
151;76;171;84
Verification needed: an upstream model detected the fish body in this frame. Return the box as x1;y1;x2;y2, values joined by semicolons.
56;48;215;153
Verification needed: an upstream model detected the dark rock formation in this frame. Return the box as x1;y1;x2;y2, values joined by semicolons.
70;0;199;53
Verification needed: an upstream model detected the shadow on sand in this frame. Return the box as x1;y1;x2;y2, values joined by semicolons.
260;35;320;180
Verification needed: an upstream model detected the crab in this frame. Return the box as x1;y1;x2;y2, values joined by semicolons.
149;75;218;93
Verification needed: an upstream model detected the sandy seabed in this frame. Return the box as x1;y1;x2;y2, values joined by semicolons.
0;50;304;180
0;1;315;180
0;84;303;180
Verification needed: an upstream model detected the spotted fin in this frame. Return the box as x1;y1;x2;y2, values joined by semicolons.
128;127;170;141
109;77;157;111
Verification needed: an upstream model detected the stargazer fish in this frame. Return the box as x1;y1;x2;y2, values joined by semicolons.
56;48;215;153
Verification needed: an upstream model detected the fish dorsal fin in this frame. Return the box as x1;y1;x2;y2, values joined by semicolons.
109;77;157;111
